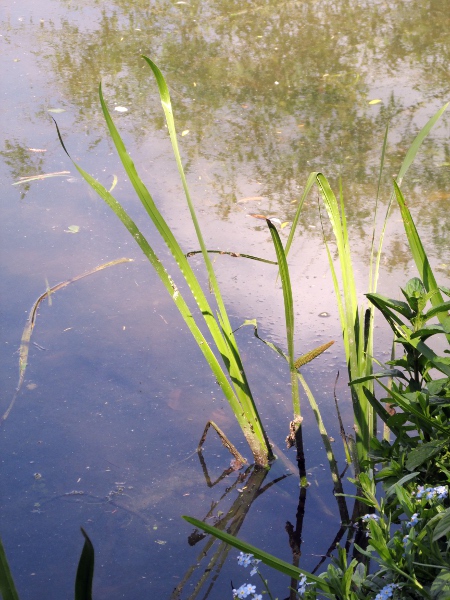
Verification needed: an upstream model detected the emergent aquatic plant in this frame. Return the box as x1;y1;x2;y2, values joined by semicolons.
54;57;274;467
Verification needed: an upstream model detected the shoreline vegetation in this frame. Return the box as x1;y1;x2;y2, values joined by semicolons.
0;61;448;600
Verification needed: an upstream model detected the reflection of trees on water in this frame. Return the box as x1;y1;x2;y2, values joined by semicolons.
3;0;449;254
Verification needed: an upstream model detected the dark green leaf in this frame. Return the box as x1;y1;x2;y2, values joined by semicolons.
430;568;450;599
410;324;447;340
182;516;332;592
366;293;414;320
424;301;450;322
406;440;449;471
0;536;20;600
432;508;450;542
75;528;95;600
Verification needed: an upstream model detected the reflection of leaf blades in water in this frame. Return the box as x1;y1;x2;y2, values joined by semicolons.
0;257;133;425
12;171;70;185
173;466;272;600
182;516;332;592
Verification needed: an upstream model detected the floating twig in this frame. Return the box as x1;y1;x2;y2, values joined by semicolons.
0;257;134;425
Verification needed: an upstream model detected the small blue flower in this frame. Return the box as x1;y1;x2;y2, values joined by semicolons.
415;485;425;499
406;513;419;528
237;552;254;568
361;513;380;523
415;485;448;501
233;583;252;598
436;486;448;500
402;534;409;547
250;565;259;576
374;582;399;599
297;574;307;597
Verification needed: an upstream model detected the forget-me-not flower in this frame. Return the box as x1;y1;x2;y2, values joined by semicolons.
374;582;399;599
297;574;307;597
406;513;419;528
415;485;448;501
361;513;380;523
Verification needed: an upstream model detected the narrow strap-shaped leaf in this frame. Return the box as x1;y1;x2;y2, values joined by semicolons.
75;528;94;600
182;516;332;592
266;219;300;416
53;121;263;452
141;58;267;446
393;180;450;343
284;171;318;258
0;536;20;600
373;103;448;293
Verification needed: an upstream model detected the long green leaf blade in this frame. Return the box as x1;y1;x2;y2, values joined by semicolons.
0;537;20;600
266;219;300;416
141;57;265;439
75;528;94;600
393;180;449;342
182;516;332;592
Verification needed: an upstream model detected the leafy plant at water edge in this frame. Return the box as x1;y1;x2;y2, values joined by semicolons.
54;58;273;466
282;104;448;471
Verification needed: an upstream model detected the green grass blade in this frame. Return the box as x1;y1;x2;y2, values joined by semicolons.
182;516;332;592
373;103;448;293
315;173;372;465
266;219;300;417
393;180;450;342
75;528;94;600
53;122;265;459
140;58;269;456
284;171;318;258
0;537;20;600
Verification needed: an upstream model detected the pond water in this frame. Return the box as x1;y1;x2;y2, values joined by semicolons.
1;0;449;598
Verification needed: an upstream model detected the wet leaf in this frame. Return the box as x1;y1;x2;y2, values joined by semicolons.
12;171;70;185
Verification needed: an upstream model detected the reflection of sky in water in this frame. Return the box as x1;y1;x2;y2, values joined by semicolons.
1;0;449;598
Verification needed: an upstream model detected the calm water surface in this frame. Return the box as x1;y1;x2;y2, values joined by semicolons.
1;0;449;598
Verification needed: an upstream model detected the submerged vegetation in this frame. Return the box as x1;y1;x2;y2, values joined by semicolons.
1;60;449;599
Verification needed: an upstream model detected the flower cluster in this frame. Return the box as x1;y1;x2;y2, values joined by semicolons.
415;485;448;501
297;574;308;597
374;582;399;599
233;553;263;599
361;513;380;523
232;583;261;599
237;552;262;576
